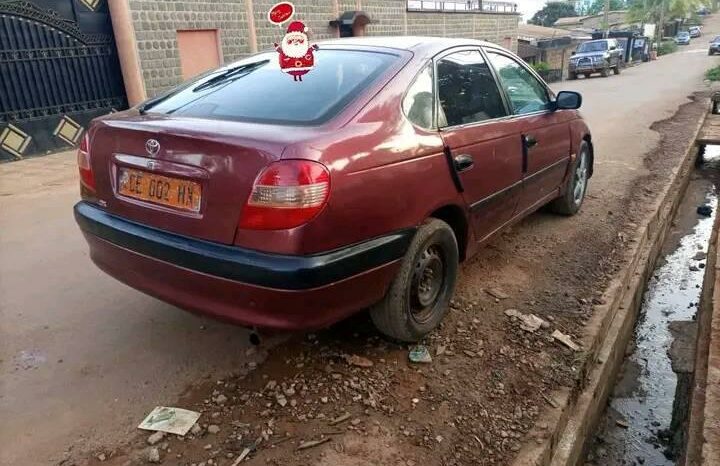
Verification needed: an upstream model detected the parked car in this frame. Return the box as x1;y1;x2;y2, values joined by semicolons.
675;31;691;45
74;37;592;342
689;26;702;38
709;35;720;55
569;39;623;79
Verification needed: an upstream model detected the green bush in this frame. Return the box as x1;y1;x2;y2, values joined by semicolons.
532;61;550;73
657;40;677;56
706;66;720;81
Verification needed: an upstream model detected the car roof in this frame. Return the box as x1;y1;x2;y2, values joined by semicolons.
316;36;503;55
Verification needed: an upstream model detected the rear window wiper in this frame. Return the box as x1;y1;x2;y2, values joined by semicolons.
192;61;269;92
137;61;269;114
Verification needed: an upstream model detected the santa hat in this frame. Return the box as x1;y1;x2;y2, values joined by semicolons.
286;20;308;34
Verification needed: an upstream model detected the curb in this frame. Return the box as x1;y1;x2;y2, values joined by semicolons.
684;196;720;465
512;101;709;466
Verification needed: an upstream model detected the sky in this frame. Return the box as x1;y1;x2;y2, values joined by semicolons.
516;0;551;21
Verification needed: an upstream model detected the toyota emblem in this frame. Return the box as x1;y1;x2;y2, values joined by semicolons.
145;139;160;156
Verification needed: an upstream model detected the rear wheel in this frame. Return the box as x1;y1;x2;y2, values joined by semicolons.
370;218;458;342
550;141;590;216
601;67;609;77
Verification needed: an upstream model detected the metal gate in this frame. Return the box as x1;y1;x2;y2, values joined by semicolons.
0;0;126;162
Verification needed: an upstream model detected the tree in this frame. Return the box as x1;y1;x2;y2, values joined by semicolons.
529;2;578;27
586;0;626;15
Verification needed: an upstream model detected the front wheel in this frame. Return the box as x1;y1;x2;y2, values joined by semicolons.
370;218;459;342
550;141;590;215
613;65;621;75
601;67;610;77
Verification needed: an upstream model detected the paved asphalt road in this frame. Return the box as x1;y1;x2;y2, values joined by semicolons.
2;18;720;465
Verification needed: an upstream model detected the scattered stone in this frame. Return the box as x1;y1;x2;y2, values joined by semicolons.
145;447;161;463
191;423;202;435
436;345;447;356
346;354;374;368
697;204;713;217
214;394;228;405
147;431;165;445
321;396;329;404
409;345;433;364
463;350;476;358
277;395;288;407
97;453;106;462
207;425;221;434
552;330;581;351
615;419;629;429
486;288;509;300
505;309;548;332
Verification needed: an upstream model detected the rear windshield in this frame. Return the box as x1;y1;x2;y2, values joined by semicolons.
577;41;608;53
144;49;398;125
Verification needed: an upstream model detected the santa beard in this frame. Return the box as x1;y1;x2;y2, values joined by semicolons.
281;33;309;58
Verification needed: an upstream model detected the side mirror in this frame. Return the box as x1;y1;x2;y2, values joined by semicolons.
555;91;582;110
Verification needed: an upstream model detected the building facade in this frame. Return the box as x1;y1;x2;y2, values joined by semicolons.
0;0;520;160
117;0;520;101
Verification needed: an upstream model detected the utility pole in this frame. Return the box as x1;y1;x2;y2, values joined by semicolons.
657;0;666;49
604;0;610;37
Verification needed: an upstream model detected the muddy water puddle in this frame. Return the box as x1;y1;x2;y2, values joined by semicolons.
587;146;720;465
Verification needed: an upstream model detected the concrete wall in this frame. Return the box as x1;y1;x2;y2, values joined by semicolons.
123;0;520;98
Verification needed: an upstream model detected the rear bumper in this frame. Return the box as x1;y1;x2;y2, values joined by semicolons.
74;202;411;329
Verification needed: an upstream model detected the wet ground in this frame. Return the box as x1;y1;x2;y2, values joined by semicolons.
588;146;720;465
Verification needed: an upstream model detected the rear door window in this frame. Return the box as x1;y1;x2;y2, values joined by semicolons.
436;50;507;127
145;49;398;125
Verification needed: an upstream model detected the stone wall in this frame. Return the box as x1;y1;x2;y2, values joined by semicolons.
125;0;519;97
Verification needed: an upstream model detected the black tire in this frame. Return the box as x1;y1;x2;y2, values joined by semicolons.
370;218;459;342
569;72;577;80
709;50;714;55
613;65;621;75
601;67;609;77
550;141;590;216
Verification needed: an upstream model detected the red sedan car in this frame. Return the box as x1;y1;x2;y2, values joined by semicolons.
75;37;592;342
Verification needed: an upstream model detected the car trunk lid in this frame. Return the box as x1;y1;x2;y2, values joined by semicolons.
89;113;313;244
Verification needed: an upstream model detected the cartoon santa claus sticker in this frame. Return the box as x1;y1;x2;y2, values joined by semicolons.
274;20;318;81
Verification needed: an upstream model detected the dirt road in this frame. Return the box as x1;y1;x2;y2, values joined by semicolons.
1;19;719;465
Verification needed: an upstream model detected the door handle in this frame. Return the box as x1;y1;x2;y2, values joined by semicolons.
453;153;474;172
524;135;538;149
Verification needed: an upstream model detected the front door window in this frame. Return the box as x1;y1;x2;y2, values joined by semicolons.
485;52;550;115
436;50;507;127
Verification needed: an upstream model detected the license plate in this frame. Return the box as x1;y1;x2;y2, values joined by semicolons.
118;167;202;212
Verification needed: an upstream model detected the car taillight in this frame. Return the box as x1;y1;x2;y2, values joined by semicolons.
77;133;95;191
239;160;330;230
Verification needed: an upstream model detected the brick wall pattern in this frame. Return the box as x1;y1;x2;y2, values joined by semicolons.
127;0;519;97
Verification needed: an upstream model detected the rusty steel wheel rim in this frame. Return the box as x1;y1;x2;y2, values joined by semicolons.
409;245;445;323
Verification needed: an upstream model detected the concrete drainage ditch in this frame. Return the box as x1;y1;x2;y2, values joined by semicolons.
586;146;720;465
